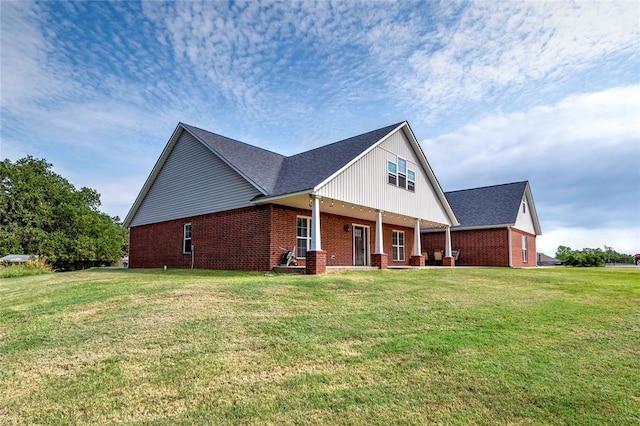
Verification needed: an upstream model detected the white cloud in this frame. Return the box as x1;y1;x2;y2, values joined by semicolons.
422;85;640;232
394;1;640;118
538;225;640;256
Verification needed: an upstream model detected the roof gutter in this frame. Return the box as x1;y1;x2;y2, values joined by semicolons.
252;189;313;204
421;223;516;233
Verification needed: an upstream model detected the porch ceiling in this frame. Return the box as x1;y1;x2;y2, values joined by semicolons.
255;193;447;228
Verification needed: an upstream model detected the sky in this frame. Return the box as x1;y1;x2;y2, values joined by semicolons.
1;0;639;256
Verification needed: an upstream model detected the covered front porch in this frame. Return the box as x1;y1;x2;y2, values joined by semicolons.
258;192;456;274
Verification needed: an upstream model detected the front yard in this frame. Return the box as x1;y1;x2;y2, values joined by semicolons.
1;267;638;424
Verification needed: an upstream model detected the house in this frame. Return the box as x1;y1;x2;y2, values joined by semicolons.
123;121;459;274
0;254;35;264
421;181;542;267
536;252;562;266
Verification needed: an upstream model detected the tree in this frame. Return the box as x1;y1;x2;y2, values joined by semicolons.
0;156;128;270
555;245;573;262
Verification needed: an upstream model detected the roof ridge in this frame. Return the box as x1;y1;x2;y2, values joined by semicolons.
446;180;528;194
286;122;405;159
181;123;286;159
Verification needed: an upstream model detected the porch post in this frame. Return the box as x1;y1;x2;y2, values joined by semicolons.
444;226;452;257
306;195;326;274
310;195;321;251
410;218;425;266
413;219;421;256
372;210;387;269
443;225;455;267
375;210;384;254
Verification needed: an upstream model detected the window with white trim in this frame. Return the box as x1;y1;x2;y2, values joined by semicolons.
407;169;415;192
392;230;405;261
387;161;397;185
296;216;311;258
183;223;192;254
386;157;415;191
522;235;528;263
397;157;407;188
522;199;526;214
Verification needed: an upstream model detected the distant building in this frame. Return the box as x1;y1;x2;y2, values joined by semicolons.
421;182;542;267
537;252;562;266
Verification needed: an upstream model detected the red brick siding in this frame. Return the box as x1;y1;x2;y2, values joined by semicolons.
129;205;272;270
130;203;416;270
510;228;537;268
421;228;510;267
420;227;537;267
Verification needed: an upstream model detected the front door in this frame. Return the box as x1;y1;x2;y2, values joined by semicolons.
353;225;369;266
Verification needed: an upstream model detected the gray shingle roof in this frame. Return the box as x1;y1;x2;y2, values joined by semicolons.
182;124;286;194
271;122;403;196
183;122;403;197
445;181;528;228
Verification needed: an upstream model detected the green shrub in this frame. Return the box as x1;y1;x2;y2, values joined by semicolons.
564;250;606;267
0;258;53;278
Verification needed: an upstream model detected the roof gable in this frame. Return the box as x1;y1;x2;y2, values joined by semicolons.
183;124;285;194
125;121;459;228
269;122;403;196
445;181;541;234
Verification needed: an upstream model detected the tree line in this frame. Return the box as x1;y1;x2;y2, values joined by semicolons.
0;156;127;270
555;245;634;267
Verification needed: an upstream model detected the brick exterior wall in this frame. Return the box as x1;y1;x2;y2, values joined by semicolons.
129;203;417;271
129;206;273;270
420;227;537;267
510;228;537;268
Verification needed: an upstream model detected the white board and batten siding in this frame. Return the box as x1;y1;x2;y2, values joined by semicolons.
316;128;453;225
514;195;537;235
129;131;262;227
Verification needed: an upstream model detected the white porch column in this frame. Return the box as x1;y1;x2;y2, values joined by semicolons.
310;195;322;251
375;210;384;254
444;226;452;258
413;219;422;256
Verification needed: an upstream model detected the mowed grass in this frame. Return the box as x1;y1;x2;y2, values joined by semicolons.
0;267;638;425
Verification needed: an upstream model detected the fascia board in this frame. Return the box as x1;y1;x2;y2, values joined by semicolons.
313;121;459;226
253;189;312;204
312;122;406;193
402;122;460;226
123;123;185;228
525;183;543;235
421;224;512;233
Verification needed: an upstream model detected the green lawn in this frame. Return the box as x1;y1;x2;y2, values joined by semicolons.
1;267;638;425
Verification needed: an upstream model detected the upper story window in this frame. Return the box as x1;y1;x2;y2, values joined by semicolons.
183;223;192;254
397;157;407;188
387;157;415;192
522;199;526;214
387;161;397;185
407;170;415;192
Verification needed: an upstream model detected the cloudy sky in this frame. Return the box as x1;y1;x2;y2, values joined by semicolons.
1;1;639;255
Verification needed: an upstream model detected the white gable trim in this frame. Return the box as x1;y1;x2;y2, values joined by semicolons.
314;122;458;226
524;182;542;235
123;123;267;228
